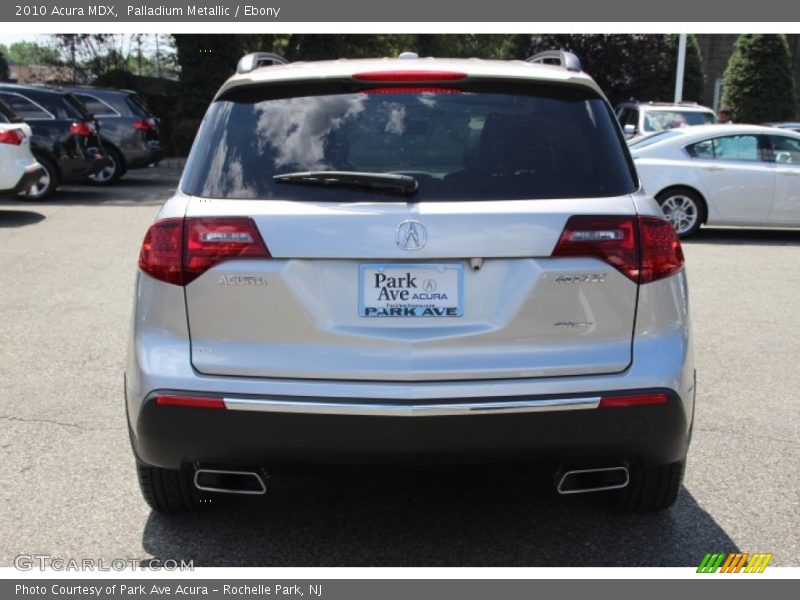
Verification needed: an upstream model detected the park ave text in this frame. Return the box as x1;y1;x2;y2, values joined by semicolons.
15;5;282;18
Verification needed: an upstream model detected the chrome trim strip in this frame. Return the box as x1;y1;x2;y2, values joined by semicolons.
223;396;601;417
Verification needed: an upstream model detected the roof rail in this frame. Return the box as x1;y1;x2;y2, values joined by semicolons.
526;50;582;72
236;52;290;74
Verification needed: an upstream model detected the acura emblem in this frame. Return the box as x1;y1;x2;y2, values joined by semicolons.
396;220;427;251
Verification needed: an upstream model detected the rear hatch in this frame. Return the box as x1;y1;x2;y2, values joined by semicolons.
179;77;639;382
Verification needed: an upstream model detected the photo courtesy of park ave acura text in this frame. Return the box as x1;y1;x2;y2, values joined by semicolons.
1;30;799;569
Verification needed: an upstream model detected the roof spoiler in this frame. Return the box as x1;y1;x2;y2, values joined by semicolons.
526;50;582;72
236;52;290;74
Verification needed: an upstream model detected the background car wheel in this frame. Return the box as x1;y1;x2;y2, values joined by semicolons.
656;189;704;237
136;462;207;514
18;155;58;200
89;147;124;185
601;459;685;513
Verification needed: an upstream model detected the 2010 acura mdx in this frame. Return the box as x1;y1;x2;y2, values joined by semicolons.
126;51;695;514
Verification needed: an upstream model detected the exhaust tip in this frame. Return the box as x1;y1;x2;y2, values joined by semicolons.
557;466;629;495
194;468;267;495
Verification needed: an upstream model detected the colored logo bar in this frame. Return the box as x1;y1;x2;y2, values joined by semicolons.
697;552;773;573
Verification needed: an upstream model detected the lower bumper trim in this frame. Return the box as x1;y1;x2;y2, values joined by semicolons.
223;395;601;417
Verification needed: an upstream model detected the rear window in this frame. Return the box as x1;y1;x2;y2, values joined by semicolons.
0;92;52;119
182;84;636;201
643;110;716;133
126;94;152;117
75;93;118;116
0;98;21;123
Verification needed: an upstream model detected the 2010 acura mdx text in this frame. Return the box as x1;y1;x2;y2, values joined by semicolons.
125;51;695;514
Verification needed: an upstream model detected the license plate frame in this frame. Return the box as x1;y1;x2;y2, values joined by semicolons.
359;263;463;318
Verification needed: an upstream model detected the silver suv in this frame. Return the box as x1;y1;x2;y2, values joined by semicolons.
126;51;694;513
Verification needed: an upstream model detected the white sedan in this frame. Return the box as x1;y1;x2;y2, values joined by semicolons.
630;124;800;236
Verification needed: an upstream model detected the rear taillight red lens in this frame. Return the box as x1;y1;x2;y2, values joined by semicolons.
638;216;685;284
138;218;184;286
353;70;467;82
156;394;226;409
599;393;669;408
69;121;95;136
0;128;25;145
132;118;152;131
138;217;270;286
553;216;640;281
183;217;270;284
552;215;684;284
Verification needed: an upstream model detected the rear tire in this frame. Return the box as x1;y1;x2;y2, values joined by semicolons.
602;459;685;513
18;155;58;200
89;147;124;185
136;462;205;514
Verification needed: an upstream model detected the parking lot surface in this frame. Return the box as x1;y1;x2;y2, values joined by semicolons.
1;167;798;566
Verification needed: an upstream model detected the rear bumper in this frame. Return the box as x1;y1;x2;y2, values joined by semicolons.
130;387;692;470
60;155;109;182
1;163;45;195
126;145;164;169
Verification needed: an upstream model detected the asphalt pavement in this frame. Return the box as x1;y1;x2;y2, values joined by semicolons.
0;168;798;566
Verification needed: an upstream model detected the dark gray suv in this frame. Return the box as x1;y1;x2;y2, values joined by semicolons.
65;87;164;184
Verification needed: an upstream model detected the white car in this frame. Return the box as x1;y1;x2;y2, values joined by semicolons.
630;124;800;236
0;99;43;196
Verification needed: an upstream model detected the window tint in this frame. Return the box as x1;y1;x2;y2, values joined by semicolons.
769;135;800;165
0;92;51;119
643;110;716;132
126;94;153;117
183;86;636;201
687;135;762;161
76;93;117;116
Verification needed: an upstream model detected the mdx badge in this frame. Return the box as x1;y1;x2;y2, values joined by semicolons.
396;220;427;251
553;273;606;284
218;275;268;286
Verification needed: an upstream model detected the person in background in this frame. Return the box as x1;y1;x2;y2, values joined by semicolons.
718;108;733;124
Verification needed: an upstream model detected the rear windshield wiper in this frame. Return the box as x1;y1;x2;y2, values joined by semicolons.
273;171;418;197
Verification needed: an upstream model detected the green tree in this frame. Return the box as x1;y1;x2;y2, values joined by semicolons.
1;41;59;66
722;34;796;123
526;34;669;106
641;34;705;102
0;51;9;82
173;34;245;117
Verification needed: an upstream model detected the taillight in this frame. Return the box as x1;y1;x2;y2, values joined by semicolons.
132;118;152;131
638;216;685;284
599;393;669;408
138;217;270;286
553;216;639;281
156;394;226;409
352;70;467;82
0;128;25;145
69;121;95;136
552;215;684;284
138;218;184;286
183;217;270;284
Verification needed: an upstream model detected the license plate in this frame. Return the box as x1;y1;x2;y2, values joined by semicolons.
359;264;463;317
